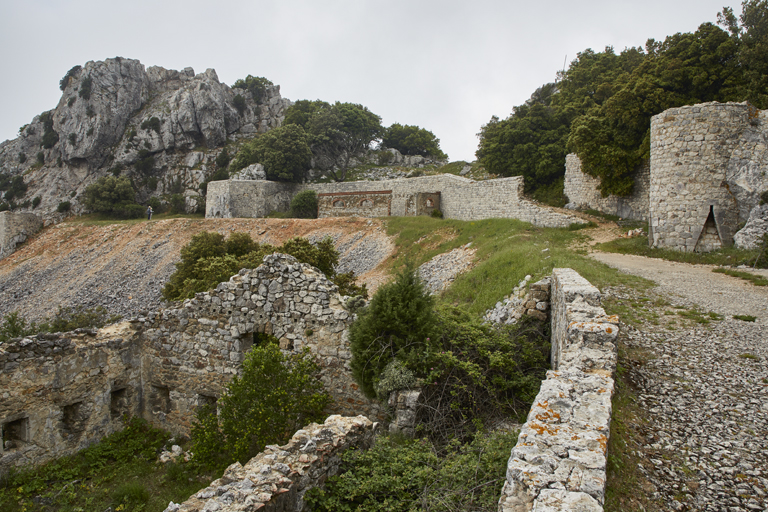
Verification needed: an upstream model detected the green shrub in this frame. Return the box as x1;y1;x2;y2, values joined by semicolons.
83;176;144;218
191;343;330;468
32;196;41;208
0;312;39;342
229;124;312;182
233;94;247;116
134;149;155;175
306;430;516;511
374;359;416;399
232;75;273;104
141;116;161;133
430;208;443;219
67;96;76;107
168;193;186;214
47;305;121;332
86;105;95;117
18;153;26;164
57;201;71;213
1;175;28;202
147;176;159;190
36;152;44;165
68;133;77;146
40;111;59;149
78;76;93;100
112;481;149;508
87;127;94;136
760;190;768;205
59;65;81;91
289;190;318;218
382;123;448;159
350;263;436;399
215;147;231;170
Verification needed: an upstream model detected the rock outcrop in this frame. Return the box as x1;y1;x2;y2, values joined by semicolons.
734;203;768;249
0;58;291;221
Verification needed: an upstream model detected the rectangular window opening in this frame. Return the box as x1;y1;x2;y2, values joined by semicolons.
150;385;171;414
110;388;129;419
62;401;87;435
2;417;29;450
197;394;218;411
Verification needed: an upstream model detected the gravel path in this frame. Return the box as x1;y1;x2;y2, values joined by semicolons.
590;252;768;511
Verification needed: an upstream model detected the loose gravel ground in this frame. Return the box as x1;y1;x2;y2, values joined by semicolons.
592;251;768;511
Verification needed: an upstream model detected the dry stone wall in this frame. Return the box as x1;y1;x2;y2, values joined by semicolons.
499;268;618;512
0;211;42;260
164;415;376;512
649;102;768;251
317;190;392;218
206;175;584;228
0;325;142;474
564;154;650;221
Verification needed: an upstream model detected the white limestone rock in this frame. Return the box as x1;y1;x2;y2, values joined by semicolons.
734;203;768;249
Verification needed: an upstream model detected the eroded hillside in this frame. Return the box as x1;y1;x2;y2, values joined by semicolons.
0;217;394;322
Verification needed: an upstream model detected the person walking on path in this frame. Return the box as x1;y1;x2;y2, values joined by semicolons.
147;205;153;220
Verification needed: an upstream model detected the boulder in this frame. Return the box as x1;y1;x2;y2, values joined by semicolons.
734;203;768;249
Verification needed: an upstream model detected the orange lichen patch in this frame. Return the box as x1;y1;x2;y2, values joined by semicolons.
597;434;608;452
530;422;562;436
605;327;613;333
534;402;562;423
605;315;619;323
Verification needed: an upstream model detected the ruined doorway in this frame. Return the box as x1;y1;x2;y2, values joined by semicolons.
694;206;723;253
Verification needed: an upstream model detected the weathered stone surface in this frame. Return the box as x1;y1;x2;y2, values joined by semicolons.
207;175;585;228
387;389;421;437
164;415;377;512
230;163;266;181
0;211;42;260
564;154;649;221
649;102;768;252
734;203;768;249
499;268;617;512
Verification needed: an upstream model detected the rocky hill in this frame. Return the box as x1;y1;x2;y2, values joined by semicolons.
0;217;394;323
0;58;290;222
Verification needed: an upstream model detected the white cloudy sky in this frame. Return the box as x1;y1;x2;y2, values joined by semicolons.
0;0;739;162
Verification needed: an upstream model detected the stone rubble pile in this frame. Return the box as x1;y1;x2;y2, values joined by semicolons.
164;415;376;512
483;276;552;324
417;244;476;294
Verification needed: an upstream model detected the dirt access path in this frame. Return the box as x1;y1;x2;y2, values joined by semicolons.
579;223;768;511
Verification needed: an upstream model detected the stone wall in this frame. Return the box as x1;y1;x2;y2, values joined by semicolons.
1;253;382;476
206;175;584;228
499;268;618;512
564;154;650;221
0;211;43;260
0;325;142;473
649;102;768;251
164;415;377;512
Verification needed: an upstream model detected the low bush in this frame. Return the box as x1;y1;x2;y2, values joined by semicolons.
59;65;81;91
141;116;161;133
32;196;41;208
40;111;59;149
306;429;517;511
191;342;330;468
57;201;71;213
232;75;273;104
46;305;122;332
83;176;144;219
78;76;93;100
233;94;247;116
289;189;318;218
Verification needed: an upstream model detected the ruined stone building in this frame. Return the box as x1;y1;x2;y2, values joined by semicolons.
565;102;768;252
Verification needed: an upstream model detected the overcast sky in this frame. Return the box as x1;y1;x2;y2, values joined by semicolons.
0;0;740;162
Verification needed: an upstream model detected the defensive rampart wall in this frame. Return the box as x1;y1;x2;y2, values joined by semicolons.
564;154;650;221
206;175;584;228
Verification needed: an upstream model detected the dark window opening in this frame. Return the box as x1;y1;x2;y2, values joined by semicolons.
197;394;218;410
110;388;129;419
150;385;171;414
2;417;29;450
62;402;87;435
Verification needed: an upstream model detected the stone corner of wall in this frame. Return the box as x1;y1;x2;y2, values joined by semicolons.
499;268;618;512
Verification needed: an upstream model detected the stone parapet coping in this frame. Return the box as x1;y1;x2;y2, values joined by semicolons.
499;268;619;512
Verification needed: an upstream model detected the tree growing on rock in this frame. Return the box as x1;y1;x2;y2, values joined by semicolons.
382;123;447;160
229;124;312;182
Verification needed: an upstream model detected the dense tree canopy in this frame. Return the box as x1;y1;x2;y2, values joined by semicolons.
307;102;384;182
231;75;273;104
477;1;768;198
229;124;312;182
382;123;447;160
83;176;144;218
284;99;331;129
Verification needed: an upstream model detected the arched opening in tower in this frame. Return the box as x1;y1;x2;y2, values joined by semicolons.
694;205;722;252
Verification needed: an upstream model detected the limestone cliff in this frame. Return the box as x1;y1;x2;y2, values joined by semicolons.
0;58;291;221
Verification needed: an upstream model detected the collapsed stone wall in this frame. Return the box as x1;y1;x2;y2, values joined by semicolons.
164;415;376;512
499;268;618;512
206;175;584;228
564;154;650;221
0;253;381;476
317;190;392;218
649;102;768;251
0;325;142;473
0;211;42;260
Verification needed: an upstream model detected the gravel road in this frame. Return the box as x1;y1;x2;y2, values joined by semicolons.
590;251;768;511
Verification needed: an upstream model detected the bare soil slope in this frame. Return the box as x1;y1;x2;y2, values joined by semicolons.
0;217;394;322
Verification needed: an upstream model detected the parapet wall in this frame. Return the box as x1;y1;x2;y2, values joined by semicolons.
206;175;584;228
164;415;377;512
564;154;649;221
649;102;768;251
499;268;618;512
0;211;43;260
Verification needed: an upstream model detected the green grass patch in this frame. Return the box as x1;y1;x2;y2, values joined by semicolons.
596;236;762;268
739;353;759;360
676;309;723;325
0;418;209;512
733;314;757;322
713;267;768;286
583;209;622;222
385;217;652;316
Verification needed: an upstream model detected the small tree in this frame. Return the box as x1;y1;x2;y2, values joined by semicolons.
382;123;447;160
191;342;330;467
229;125;312;182
232;75;273;104
349;264;436;398
289;190;318;218
83;176;143;218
